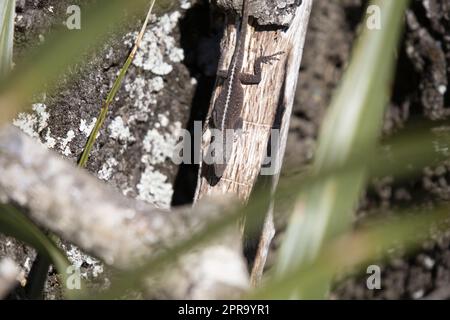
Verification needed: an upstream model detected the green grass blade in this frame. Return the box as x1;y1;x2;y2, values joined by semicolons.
25;254;51;299
277;122;450;205
82;120;450;298
0;0;15;78
276;0;410;298
67;118;449;299
78;0;156;167
0;204;77;298
87;204;246;299
0;0;154;125
252;206;450;299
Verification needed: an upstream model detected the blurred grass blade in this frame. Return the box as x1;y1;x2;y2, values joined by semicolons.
0;0;152;125
252;206;450;299
81;120;448;298
276;0;410;298
89;122;448;298
79;0;156;167
89;203;245;299
25;253;52;299
0;0;15;78
278;121;450;207
0;204;77;298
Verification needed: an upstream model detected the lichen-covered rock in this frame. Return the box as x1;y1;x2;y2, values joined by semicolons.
2;0;196;299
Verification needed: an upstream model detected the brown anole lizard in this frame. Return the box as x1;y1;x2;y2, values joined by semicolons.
210;0;283;179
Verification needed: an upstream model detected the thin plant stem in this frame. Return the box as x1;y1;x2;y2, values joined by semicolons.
78;0;156;167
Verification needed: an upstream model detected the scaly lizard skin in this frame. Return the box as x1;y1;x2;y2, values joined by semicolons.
210;0;283;179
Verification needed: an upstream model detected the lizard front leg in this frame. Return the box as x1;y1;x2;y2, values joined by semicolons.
239;52;284;85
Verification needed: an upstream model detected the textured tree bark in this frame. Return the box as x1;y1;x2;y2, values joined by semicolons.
194;0;313;285
0;126;248;299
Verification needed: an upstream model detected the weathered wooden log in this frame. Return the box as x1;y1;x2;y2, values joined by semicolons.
194;0;313;285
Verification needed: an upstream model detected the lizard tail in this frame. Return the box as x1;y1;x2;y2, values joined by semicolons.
213;129;233;178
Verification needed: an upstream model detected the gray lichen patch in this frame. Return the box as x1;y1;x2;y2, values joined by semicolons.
13;103;72;152
12;1;194;210
13;103;49;139
59;242;104;279
108;116;135;143
136;166;174;208
97;157;119;181
124;11;185;75
142;122;182;166
138;119;183;208
59;129;76;156
79;118;97;137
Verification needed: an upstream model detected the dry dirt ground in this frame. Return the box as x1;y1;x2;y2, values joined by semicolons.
1;0;450;299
